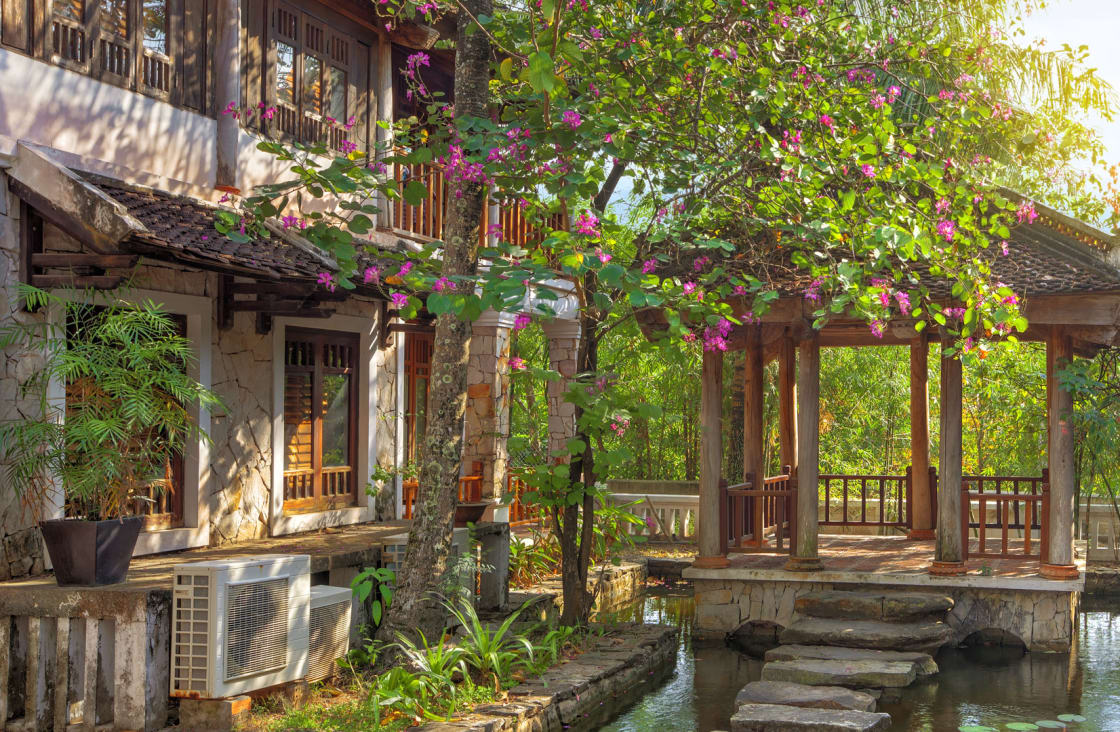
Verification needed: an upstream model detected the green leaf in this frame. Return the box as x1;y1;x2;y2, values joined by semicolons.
1056;715;1086;723
958;727;997;732
1035;723;1067;729
1006;724;1039;731
403;180;429;207
499;57;513;82
527;52;556;93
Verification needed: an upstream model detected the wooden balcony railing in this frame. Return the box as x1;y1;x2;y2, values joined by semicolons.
401;461;484;520
391;161;565;248
962;470;1049;561
819;468;910;530
721;469;794;552
507;470;540;526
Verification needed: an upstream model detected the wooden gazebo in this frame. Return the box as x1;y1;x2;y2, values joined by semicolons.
656;202;1120;580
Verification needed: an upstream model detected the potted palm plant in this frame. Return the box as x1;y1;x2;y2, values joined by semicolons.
0;285;220;586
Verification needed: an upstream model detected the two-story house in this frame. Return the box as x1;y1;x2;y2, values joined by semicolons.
0;0;573;585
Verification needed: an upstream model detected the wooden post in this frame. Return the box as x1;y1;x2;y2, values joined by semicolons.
779;331;798;473
931;336;966;574
1042;327;1079;579
743;325;765;545
214;0;241;191
695;348;729;568
909;337;934;539
786;330;822;571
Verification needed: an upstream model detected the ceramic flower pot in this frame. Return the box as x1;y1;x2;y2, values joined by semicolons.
39;516;144;586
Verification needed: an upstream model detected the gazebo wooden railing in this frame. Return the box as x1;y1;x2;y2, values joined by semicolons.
392;162;566;247
961;471;1050;560
819;467;911;531
720;469;794;552
402;461;484;520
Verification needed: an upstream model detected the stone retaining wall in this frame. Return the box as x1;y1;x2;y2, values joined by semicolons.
415;624;677;732
693;577;1079;652
517;561;648;618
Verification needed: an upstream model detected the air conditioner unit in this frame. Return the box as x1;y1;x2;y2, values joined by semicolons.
307;585;353;682
171;554;310;699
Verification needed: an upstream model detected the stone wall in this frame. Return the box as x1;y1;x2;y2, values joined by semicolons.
464;323;512;499
0;180;398;577
692;577;1079;652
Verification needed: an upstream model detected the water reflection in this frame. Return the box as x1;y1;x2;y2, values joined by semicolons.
596;593;1120;732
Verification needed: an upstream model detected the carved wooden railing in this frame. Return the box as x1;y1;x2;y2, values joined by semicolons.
402;461;484;520
391;161;565;247
819;468;910;530
507;469;540;526
721;469;794;552
961;471;1049;561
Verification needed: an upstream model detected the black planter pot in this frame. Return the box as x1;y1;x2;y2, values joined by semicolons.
39;516;144;586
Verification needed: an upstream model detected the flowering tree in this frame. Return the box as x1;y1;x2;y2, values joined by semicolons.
228;0;1114;628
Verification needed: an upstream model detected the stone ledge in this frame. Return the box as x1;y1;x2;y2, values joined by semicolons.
682;566;1084;593
414;624;678;732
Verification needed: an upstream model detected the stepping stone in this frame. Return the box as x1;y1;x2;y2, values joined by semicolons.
765;644;939;678
735;680;878;712
795;591;953;621
780;617;953;652
761;658;917;689
731;703;891;732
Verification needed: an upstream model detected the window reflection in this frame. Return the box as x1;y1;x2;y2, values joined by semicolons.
142;0;166;54
100;0;127;38
304;55;322;114
322;374;350;468
276;42;295;105
328;67;346;120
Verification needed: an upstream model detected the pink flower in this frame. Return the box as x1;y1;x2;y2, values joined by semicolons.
509;356;526;370
861;164;876;179
642;259;657;274
869;93;887;109
693;256;710;272
363;266;380;284
820;114;834;130
604;133;613;143
1001;293;1019;305
804;277;824;302
733;285;747;295
390;292;409;309
562;109;582;130
282;215;303;230
574;211;601;237
935;198;951;215
936;219;956;242
682;282;697;295
513;313;531;330
1016;201;1038;224
894;291;911;315
887;85;901;100
317;272;336;292
222;101;238;116
1000;240;1010;256
262;107;276;121
869;320;885;338
596;249;612;264
397;261;413;277
339;139;359;155
433;276;455;292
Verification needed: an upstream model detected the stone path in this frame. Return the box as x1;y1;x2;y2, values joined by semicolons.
730;589;954;731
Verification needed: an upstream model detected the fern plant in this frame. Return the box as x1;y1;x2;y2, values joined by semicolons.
0;285;222;521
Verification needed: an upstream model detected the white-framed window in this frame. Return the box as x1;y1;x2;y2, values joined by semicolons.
269;312;378;536
41;287;212;557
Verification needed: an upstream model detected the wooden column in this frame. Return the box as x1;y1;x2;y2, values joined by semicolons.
908;337;934;539
695;348;729;568
778;331;798;473
214;0;241;191
743;326;765;545
1042;327;1079;579
786;330;822;571
931;336;965;574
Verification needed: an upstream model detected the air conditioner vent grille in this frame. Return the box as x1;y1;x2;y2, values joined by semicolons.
307;599;350;682
225;577;289;681
172;574;210;693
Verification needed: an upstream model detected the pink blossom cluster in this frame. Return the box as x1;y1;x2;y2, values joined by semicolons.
574;211;601;237
702;318;734;352
1016;201;1038;224
609;419;630;437
317;272;336;292
803;277;824;303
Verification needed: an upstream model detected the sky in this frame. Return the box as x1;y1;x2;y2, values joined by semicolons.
1020;0;1120;160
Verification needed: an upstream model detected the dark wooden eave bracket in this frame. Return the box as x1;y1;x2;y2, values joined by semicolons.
6;142;148;256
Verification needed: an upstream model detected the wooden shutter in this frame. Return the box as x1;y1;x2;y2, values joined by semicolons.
241;0;264;116
349;39;369;152
180;0;206;109
1;0;31;51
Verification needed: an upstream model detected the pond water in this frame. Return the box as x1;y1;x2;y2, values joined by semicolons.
596;593;1120;732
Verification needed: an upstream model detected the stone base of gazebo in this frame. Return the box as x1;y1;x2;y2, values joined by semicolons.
684;535;1083;652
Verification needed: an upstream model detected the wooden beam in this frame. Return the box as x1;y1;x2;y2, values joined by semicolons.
932;334;965;573
217;275;234;330
230;281;343;298
742;325;765;546
31;253;139;268
694;348;729;568
29;275;123;290
1023;294;1120;326
1042;326;1079;578
787;329;821;571
909;339;933;538
258;309;335;319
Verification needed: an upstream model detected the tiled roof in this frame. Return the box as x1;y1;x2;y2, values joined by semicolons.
81;174;396;288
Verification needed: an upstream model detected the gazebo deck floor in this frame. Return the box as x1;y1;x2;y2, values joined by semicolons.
689;534;1085;592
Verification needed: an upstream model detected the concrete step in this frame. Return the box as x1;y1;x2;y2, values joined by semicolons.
780;617;953;652
731;703;891;732
735;680;878;712
765;644;939;678
794;590;953;622
761;658;917;689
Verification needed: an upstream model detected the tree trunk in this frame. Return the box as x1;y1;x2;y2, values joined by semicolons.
379;0;491;644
